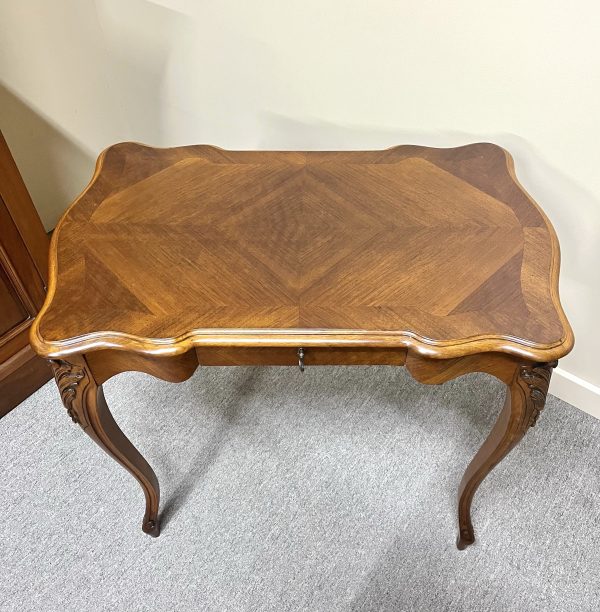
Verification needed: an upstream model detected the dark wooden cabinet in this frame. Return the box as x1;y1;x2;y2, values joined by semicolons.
0;130;52;417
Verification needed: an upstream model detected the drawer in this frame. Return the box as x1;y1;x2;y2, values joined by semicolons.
195;346;407;366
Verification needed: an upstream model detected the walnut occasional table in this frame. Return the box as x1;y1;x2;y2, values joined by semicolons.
31;142;573;549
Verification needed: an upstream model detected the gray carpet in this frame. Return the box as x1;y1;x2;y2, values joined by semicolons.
1;366;599;612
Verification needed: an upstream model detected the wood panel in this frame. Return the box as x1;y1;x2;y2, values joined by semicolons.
0;131;51;417
0;131;49;285
0;265;28;337
0;345;51;417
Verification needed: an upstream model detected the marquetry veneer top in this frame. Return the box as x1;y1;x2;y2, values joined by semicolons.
32;142;573;361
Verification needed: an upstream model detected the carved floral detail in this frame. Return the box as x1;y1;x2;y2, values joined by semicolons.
49;359;87;424
519;360;557;428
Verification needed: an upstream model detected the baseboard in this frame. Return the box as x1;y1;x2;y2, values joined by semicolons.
550;367;600;420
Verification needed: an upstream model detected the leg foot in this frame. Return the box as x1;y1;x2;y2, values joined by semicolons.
455;361;555;550
143;518;161;537
456;526;475;550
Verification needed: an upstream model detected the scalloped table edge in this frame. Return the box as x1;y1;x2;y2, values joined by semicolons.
31;141;574;363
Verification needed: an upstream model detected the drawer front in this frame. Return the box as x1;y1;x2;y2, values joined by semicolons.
195;347;407;366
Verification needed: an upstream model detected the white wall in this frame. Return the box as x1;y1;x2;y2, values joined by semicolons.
1;0;599;415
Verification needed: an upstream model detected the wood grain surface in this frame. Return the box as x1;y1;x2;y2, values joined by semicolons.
31;142;573;363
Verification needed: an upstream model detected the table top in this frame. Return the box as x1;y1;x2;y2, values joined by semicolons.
31;142;573;362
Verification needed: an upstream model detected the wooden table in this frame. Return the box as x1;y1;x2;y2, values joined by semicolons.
31;143;573;549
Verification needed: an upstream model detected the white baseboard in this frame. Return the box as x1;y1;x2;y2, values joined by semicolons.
550;367;600;420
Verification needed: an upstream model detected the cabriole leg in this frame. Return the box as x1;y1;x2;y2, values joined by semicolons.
456;361;556;549
49;356;160;536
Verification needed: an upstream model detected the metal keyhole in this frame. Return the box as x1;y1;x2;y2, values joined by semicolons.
297;347;305;372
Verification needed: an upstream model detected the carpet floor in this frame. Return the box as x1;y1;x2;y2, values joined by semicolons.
1;366;599;612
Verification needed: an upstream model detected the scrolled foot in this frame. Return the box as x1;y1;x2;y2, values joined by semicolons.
456;526;475;550
142;518;160;537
